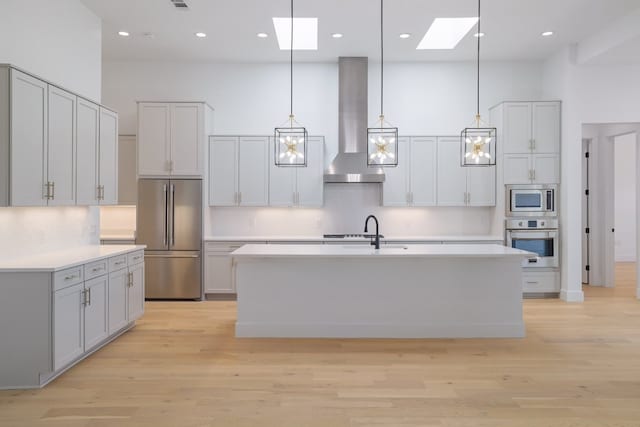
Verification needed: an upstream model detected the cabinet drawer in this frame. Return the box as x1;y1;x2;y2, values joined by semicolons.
85;259;108;280
53;266;84;291
128;250;144;266
523;272;559;293
109;255;128;272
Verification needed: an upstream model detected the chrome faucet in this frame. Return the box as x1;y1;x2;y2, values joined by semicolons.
364;215;380;249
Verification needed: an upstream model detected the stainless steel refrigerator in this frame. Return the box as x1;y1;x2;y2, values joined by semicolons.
136;179;202;299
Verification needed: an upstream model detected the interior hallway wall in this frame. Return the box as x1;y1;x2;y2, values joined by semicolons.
614;133;637;262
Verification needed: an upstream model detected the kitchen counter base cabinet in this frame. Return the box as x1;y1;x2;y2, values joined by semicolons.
233;244;528;338
0;247;144;390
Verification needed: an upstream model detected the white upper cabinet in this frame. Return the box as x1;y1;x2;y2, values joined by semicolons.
502;103;532;154
138;102;211;177
531;102;561;154
47;86;76;206
209;136;269;207
436;137;495;206
76;98;100;205
382;137;436;207
1;66;118;207
99;107;118;205
269;136;324;207
503;154;531;185
137;103;170;176
9;69;48;206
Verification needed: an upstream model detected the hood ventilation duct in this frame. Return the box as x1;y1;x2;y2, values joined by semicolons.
324;57;385;183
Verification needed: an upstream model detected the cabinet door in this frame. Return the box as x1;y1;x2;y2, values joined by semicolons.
382;137;410;206
410;137;437;206
532;102;560;154
503;154;532;185
53;283;84;371
269;138;296;207
99;107;118;204
138;103;170;176
170;103;202;176
10;69;47;206
295;137;324;207
503;103;532;154
128;263;145;321
532;154;559;184
118;136;137;204
108;268;129;334
238;137;269;206
84;276;109;351
76;98;100;205
204;251;237;293
436;138;467;206
47;86;76;206
209;137;238;206
467;166;496;206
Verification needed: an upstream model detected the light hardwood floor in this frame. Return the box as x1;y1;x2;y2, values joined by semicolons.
1;264;639;427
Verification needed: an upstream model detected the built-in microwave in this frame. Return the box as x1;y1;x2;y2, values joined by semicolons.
506;185;557;217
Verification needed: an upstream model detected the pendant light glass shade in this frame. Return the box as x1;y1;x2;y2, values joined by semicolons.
275;115;307;167
367;0;398;168
460;0;496;167
274;0;307;167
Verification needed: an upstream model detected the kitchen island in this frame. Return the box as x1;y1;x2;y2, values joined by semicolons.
232;244;533;339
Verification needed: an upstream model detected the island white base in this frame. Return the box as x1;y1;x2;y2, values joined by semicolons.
235;254;525;339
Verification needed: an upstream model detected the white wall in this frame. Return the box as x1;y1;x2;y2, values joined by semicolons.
543;47;640;300
614;133;637;262
103;59;542;237
0;0;103;258
0;0;102;101
0;207;99;259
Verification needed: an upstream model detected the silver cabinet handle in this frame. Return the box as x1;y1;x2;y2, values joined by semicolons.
532;139;536;151
87;287;91;306
467;192;471;205
82;289;88;306
65;274;76;281
532;169;536;181
51;182;55;200
115;260;125;266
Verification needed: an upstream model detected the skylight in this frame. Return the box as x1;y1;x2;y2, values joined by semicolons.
272;17;318;50
416;17;479;50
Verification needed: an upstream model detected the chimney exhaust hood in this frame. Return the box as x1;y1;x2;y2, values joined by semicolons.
324;57;385;183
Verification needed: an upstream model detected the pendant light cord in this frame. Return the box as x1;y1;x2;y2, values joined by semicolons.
476;0;481;118
380;0;384;118
290;0;294;119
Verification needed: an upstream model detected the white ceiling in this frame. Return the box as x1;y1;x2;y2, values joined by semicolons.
81;0;640;63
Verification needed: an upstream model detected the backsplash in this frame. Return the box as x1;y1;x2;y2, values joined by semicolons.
0;206;99;259
206;184;496;237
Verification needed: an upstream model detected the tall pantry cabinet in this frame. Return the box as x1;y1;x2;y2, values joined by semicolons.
0;65;119;206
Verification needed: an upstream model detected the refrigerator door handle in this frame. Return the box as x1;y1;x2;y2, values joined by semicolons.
162;184;168;246
170;184;176;247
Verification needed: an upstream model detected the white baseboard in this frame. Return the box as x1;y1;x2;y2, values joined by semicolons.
561;289;585;302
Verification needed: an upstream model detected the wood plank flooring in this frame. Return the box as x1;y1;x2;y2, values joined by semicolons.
1;264;639;427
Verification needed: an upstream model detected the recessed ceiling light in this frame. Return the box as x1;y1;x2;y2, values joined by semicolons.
257;32;268;38
272;17;318;50
195;32;207;38
332;33;343;38
118;31;130;37
541;31;554;37
399;33;411;39
417;17;479;50
474;32;485;38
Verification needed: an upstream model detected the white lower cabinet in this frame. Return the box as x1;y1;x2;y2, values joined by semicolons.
53;282;85;371
108;251;145;333
522;271;560;294
128;261;145;320
108;268;129;334
83;275;109;351
204;243;245;294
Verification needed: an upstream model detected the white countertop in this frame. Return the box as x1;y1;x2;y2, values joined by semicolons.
0;245;146;273
206;235;504;243
232;243;532;259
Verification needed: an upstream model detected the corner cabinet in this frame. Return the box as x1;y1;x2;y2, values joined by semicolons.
269;136;324;207
208;136;269;206
436;137;496;206
137;102;214;177
491;101;560;185
382;137;437;207
0;65;118;207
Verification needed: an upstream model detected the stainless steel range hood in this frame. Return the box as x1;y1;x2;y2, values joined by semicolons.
324;57;385;183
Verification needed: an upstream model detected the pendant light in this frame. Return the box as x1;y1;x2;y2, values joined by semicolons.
274;0;307;167
460;0;496;167
367;0;398;167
